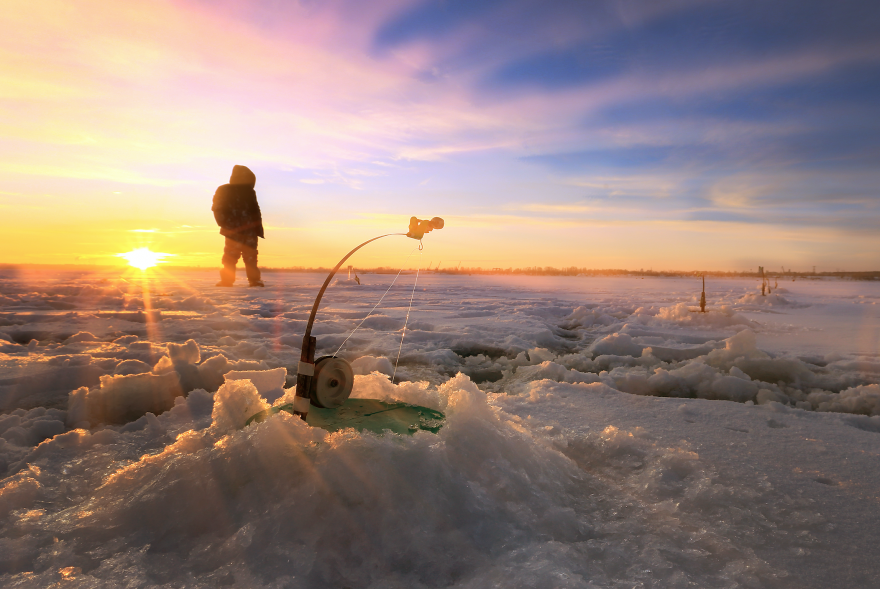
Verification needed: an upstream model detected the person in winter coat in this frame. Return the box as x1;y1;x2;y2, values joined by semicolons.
212;165;265;287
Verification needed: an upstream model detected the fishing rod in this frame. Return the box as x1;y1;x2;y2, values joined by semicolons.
290;216;445;420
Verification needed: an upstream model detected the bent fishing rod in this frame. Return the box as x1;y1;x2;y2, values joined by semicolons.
290;216;445;420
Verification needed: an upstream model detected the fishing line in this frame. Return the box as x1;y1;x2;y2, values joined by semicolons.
393;244;422;383
334;244;422;356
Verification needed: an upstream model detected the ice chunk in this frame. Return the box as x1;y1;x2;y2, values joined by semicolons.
167;339;200;364
516;361;600;386
360;315;405;331
67;371;183;427
725;329;758;357
0;475;41;518
808;384;880;415
348;372;442;410
223;367;287;396
66;331;99;343
0;407;66;447
528;347;557;363
128;341;154;351
757;388;789;405
152;355;174;374
47;354;92;367
197;354;230;391
210;379;270;433
113;359;152;375
176;294;213;310
592;333;643;357
701;374;759;403
351;355;394;376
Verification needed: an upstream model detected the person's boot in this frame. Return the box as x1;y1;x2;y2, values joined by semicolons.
217;266;235;286
245;263;263;287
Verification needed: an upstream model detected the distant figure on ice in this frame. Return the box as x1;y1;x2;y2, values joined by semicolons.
212;165;265;287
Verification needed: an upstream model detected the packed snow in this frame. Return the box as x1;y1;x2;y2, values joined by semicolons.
0;267;878;588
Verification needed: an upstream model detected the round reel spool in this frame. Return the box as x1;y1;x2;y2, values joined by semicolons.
309;356;354;409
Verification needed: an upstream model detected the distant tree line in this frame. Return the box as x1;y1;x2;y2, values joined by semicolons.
2;264;877;280
255;266;880;280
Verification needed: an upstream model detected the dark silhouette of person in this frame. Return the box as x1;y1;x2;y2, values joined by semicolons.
212;165;265;287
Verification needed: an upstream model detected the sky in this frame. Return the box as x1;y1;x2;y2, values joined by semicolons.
1;0;879;271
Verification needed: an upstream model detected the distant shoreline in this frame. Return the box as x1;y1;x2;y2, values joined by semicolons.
2;263;878;280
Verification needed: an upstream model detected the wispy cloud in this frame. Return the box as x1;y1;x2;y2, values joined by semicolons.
1;0;878;267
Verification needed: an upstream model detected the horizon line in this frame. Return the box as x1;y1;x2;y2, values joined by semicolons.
1;263;878;279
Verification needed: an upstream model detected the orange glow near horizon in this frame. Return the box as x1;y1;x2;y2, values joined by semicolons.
118;247;172;271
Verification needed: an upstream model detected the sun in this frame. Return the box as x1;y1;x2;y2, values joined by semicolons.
118;247;172;270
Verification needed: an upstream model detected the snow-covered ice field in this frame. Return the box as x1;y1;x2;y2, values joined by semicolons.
1;268;879;588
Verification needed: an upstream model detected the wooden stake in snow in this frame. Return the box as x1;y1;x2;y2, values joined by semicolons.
700;275;706;313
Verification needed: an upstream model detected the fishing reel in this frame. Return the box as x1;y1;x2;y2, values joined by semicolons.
309;356;354;408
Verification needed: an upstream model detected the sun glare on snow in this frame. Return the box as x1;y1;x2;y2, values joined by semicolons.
118;247;172;270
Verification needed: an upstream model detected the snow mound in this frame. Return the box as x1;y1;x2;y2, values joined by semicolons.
737;292;806;308
562;329;880;413
808;384;880;416
3;374;802;587
562;305;617;328
1;270;878;586
612;362;759;403
514;361;601;387
635;303;754;328
0;407;66;449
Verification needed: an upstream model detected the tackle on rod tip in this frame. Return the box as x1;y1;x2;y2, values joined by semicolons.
406;217;444;240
